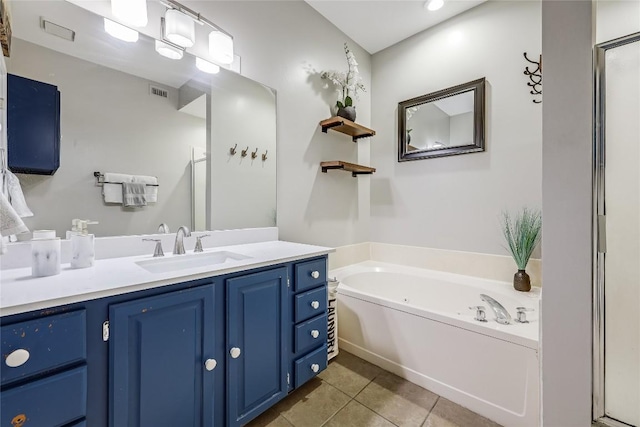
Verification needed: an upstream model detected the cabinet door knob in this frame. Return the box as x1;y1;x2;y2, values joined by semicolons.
311;271;320;279
205;358;217;371
310;301;320;310
230;347;241;359
310;330;320;339
5;349;30;368
311;363;320;373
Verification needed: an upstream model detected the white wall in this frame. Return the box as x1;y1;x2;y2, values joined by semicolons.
370;1;542;256
596;0;640;43
183;0;372;247
6;38;206;238
540;1;593;426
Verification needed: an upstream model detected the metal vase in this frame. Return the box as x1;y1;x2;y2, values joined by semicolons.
337;106;356;122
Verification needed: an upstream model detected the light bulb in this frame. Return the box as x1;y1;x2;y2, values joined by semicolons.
111;0;148;27
104;18;138;43
164;9;195;48
155;40;183;60
196;57;220;74
209;31;234;65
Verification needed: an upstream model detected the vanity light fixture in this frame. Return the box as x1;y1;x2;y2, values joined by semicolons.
425;0;444;11
164;9;195;48
111;0;148;28
155;40;184;60
196;57;220;74
209;30;234;65
104;18;139;43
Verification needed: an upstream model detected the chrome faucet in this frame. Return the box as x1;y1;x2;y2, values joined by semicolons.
479;294;512;325
173;226;192;255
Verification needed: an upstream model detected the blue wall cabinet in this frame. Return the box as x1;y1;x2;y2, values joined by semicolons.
109;284;223;427
7;74;61;175
227;267;289;427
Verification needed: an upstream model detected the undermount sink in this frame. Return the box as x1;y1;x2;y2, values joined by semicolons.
136;251;251;274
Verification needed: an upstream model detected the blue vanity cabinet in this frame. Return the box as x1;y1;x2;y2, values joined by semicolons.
226;267;289;427
108;283;224;427
7;73;61;175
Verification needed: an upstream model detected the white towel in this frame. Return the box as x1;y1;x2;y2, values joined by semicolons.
5;170;33;217
1;192;28;240
122;182;147;207
102;173;158;204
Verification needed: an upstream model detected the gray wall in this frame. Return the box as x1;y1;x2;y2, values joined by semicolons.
540;1;593;425
370;1;542;255
7;38;205;238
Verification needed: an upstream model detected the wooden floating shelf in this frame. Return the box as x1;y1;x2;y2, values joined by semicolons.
319;117;376;142
320;161;376;178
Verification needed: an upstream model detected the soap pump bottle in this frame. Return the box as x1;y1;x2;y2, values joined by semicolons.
70;219;98;269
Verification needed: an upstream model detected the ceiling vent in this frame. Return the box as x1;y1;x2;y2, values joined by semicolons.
41;19;76;42
149;85;169;99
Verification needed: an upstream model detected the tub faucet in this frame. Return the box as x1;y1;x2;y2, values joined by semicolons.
479;294;512;325
173;226;192;255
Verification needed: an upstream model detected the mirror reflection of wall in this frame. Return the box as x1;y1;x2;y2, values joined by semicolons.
6;1;277;238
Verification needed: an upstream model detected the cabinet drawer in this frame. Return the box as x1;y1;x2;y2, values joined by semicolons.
294;344;327;389
294;286;327;323
295;259;327;293
1;310;86;385
294;314;327;354
1;366;87;427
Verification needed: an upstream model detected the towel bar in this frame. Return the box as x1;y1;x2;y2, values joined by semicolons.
93;172;159;187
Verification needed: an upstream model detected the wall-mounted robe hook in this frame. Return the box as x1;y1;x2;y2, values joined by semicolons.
241;146;249;157
523;52;542;104
251;148;258;159
262;150;268;161
229;144;237;155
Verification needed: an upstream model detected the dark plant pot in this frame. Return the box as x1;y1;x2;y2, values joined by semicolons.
513;270;531;292
407;133;412;144
337;106;356;122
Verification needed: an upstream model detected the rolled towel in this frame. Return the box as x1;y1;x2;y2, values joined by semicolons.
122;182;147;207
1;192;28;236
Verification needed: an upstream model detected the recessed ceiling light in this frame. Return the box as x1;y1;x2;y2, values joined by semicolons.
425;0;444;12
104;18;138;43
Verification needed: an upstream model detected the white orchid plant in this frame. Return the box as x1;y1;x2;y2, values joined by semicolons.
321;43;366;110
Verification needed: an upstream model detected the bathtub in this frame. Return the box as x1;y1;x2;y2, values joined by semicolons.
332;261;541;427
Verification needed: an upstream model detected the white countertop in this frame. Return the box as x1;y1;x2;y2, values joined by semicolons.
0;241;333;317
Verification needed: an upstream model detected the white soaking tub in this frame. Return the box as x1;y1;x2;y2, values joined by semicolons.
332;261;541;427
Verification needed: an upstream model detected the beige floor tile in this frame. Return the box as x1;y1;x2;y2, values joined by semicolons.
246;408;294;427
274;379;351;427
318;352;383;397
423;398;502;427
325;400;396;427
355;371;439;427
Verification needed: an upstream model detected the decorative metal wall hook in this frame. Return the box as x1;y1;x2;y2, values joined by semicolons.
229;144;237;155
251;148;258;159
523;52;542;104
262;150;268;161
241;146;249;157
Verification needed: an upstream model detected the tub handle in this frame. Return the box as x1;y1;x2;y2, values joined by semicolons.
310;329;320;339
515;307;534;324
310;301;320;310
469;306;487;322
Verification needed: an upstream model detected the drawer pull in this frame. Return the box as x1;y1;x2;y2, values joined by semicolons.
310;301;320;310
5;349;30;368
11;414;26;427
311;271;320;279
311;363;320;373
205;358;217;371
310;330;320;339
230;347;242;359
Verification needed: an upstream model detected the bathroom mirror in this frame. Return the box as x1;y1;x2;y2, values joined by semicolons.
6;0;276;238
398;78;485;161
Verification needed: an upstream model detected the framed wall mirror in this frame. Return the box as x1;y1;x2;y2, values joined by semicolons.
398;78;485;161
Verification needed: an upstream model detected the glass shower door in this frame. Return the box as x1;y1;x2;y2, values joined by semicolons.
595;33;640;427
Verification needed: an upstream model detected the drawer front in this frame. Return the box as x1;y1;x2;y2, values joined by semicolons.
294;314;327;354
294;344;327;389
1;310;86;385
295;259;327;293
294;286;327;323
1;366;87;427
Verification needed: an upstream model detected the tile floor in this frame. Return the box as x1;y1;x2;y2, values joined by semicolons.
247;351;502;427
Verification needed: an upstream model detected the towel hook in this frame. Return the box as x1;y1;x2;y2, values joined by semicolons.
229;144;237;155
251;148;258;159
241;146;249;158
262;150;268;161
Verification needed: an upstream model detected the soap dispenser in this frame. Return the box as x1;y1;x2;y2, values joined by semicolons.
70;219;98;269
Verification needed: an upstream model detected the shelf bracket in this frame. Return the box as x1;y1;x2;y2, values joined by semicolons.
352;133;374;142
321;121;344;133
